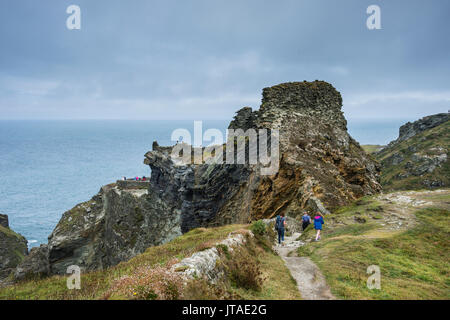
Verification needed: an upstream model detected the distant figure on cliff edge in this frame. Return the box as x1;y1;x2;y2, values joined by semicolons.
313;212;324;241
301;212;311;231
276;213;286;245
122;176;126;181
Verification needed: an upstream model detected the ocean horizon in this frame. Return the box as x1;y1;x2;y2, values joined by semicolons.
0;118;409;247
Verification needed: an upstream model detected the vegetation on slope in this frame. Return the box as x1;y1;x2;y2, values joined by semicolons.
297;190;450;299
0;223;300;300
361;145;384;154
376;120;449;191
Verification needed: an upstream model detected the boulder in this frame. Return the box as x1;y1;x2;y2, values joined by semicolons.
14;244;50;281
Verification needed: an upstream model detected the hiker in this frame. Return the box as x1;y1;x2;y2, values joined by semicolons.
301;212;311;230
142;176;146;181
277;213;286;245
122;176;126;181
313;212;324;241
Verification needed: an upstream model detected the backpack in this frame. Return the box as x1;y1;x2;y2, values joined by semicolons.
275;216;285;231
274;215;281;231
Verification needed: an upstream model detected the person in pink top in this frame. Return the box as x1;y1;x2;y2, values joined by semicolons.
313;212;325;241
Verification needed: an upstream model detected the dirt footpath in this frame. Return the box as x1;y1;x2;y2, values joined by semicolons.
274;232;335;300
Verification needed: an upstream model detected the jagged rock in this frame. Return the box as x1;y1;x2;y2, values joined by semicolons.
0;215;28;280
144;81;381;231
389;113;449;146
376;114;449;190
228;107;257;131
0;214;8;228
172;230;253;283
14;244;50;281
307;197;331;215
46;183;181;275
18;81;382;277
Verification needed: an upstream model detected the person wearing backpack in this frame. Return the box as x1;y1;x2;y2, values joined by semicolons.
301;212;311;231
275;214;281;232
313;212;324;241
277;213;286;245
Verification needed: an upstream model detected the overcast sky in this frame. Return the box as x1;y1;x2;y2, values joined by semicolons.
0;0;449;121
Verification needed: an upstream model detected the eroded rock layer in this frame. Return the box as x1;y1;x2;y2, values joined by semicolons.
144;81;381;227
15;81;381;277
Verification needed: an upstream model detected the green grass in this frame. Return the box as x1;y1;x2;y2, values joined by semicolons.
361;145;384;154
0;225;25;240
298;196;385;242
376;120;449;191
0;223;300;300
0;224;245;300
297;207;450;299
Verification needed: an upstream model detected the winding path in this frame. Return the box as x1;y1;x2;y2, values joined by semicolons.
273;232;335;300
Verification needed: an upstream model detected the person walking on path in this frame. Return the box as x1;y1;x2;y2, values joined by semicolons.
313;212;324;241
277;213;286;245
301;212;311;231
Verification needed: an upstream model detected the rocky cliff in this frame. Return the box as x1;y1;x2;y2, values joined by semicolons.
16;183;182;277
388;113;449;146
0;214;28;281
13;81;381;278
376;113;449;190
145;81;381;228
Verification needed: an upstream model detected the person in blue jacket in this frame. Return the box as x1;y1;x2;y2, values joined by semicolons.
313;212;324;241
277;213;286;245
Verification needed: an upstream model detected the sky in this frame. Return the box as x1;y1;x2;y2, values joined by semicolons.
0;0;449;121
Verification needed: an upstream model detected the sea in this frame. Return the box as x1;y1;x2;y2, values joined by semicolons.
0;118;408;248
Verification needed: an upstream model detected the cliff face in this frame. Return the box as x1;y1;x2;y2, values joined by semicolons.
13;81;381;278
0;214;28;280
14;183;182;277
376;113;449;190
144;81;381;228
390;113;449;146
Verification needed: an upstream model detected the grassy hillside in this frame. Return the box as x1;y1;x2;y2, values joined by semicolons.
297;190;450;299
376;120;449;191
361;145;384;154
0;223;300;300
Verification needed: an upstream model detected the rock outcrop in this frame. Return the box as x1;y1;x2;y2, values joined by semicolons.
388;113;449;147
376;113;449;190
228;106;257;131
15;183;181;276
0;214;28;280
172;229;254;283
12;81;381;278
0;214;8;228
14;244;50;281
45;183;181;275
144;81;381;228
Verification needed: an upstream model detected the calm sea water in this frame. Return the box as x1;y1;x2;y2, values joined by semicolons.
0;119;405;247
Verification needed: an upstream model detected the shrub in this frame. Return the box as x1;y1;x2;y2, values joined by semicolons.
250;220;267;236
106;260;184;300
182;278;239;300
221;246;264;291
